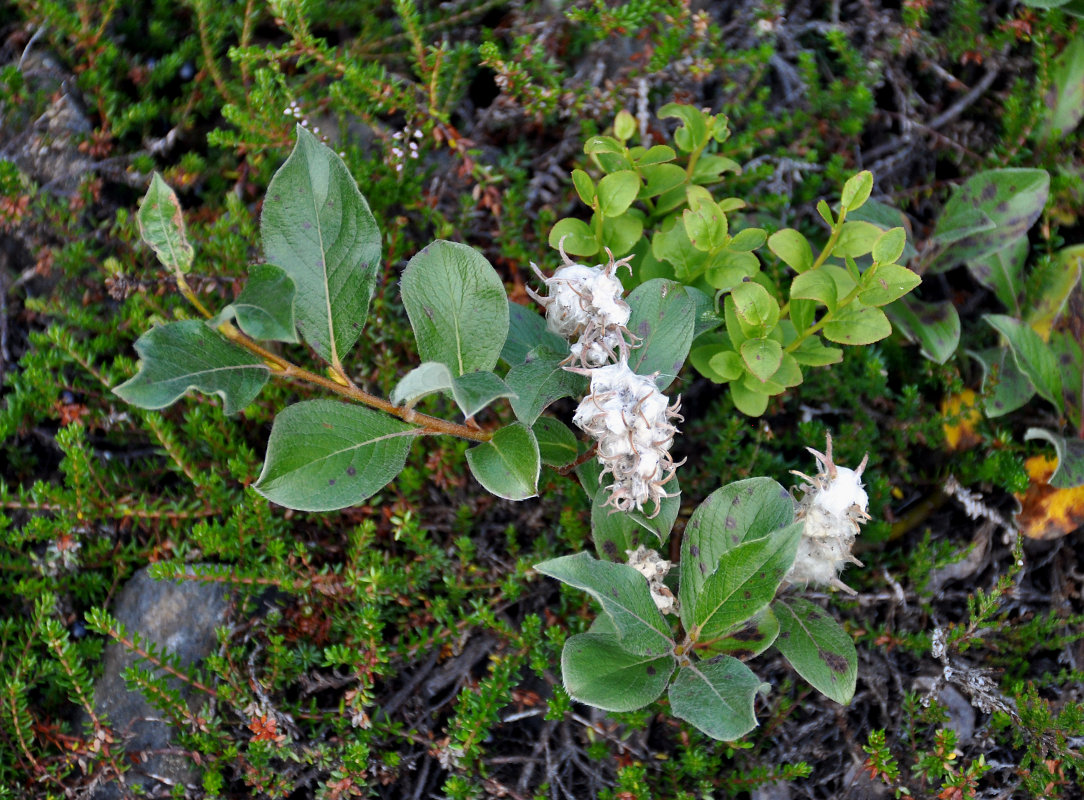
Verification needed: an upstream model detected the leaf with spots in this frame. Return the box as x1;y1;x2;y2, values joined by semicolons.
679;478;795;631
969;347;1035;418
822;303;892;346
401;240;509;378
254;399;417;512
696;605;780;660
668;657;768;741
465;422;539;500
984;314;1064;415
535;552;674;656
114;321;268;415
772;597;857;705
261;125;382;367
692;522;800;644
926;169;1050;273
887;296;960;365
560;632;674;712
625;278;697;390
138;173;193;274
1024;429;1084;490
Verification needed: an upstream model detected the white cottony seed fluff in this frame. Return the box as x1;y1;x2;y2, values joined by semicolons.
786;434;870;595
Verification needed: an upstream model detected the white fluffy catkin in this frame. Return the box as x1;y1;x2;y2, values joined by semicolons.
785;434;870;595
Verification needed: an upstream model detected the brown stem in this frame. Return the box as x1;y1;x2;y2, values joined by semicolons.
215;323;494;443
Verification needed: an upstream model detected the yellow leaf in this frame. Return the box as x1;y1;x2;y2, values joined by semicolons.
941;390;982;451
1014;455;1084;540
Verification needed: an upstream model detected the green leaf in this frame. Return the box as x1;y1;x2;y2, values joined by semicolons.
633;145;677;166
668;658;767;741
254;399;416;512
729;228;767;252
790;297;815;332
401;240;509;377
390;361;453;407
114;320;268;414
927;169;1050;272
832;221;883;258
535;552;674;656
209;264;298;343
731;281;780;335
678;478;795;631
691;154;741;184
968;347;1035;418
138;173;194;273
705;250;759;292
769;229;814;273
791;336;844;367
985;315;1064;414
261;125;382;366
822;304;892;346
887;297;960;364
693;523;801;643
729;381;769;417
688;285;724;337
683;203;728;253
614;110;637;141
1025;247;1082;338
626;280;697;388
597;171;641;217
773;598;857;705
857;264;922;307
703;348;743;382
591;495;644;561
532;416;578;468
871;227;907;265
562;633;674;712
849;201;919;263
628;477;680;546
967;236;1027;317
584;135;626;156
451;371;516;418
740;337;783;382
549;217;600;257
1024;428;1084;488
638;163;687;199
1039;34;1084;141
659;103;709;152
466;422;540;500
501;301;568;366
791;269;838;310
840;170;873;211
598;209;644;257
699;606;780;660
652;218;709;282
505;348;588;425
571;169;596;206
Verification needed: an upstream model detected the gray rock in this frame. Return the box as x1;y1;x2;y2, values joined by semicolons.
87;567;231;799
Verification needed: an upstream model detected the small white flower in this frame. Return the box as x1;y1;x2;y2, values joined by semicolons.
572;360;682;515
786;434;870;595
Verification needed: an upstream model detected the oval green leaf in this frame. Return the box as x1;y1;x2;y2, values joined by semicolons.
261;125;381;367
772;597;857;705
668;658;767;741
401;240;509;377
465;422;540;500
562;633;674;712
114;320;268;415
138;173;193;274
254;399;417;512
